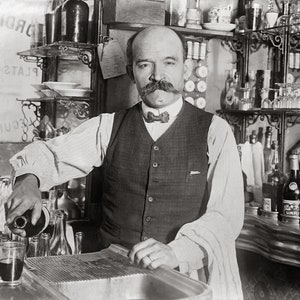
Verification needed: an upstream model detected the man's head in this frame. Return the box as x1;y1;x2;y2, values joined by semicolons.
126;26;189;109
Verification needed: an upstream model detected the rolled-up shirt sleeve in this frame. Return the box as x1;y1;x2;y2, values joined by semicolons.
169;115;244;299
9;113;115;191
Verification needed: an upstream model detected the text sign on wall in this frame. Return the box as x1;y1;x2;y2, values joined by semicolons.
0;0;47;142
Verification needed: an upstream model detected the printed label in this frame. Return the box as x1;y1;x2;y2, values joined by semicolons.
263;198;272;212
282;199;300;216
289;182;298;191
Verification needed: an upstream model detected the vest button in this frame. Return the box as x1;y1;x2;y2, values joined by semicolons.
153;145;159;151
148;196;154;202
145;216;152;222
152;162;158;168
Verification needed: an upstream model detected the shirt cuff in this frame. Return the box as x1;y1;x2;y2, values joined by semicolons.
168;236;207;276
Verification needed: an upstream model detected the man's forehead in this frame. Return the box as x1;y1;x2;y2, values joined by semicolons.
132;27;183;60
134;26;181;45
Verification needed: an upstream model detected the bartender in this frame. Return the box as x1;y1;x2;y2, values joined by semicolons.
7;26;244;300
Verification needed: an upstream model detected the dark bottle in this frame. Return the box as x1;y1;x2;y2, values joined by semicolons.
49;210;72;256
9;206;50;238
263;142;285;213
282;154;300;217
61;0;89;43
44;0;64;44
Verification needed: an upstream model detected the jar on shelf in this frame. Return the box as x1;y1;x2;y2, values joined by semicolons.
264;0;279;28
61;0;89;43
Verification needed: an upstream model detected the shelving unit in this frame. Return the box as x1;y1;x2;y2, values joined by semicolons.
217;108;300;171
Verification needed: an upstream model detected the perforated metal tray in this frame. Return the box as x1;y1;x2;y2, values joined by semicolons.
27;245;212;300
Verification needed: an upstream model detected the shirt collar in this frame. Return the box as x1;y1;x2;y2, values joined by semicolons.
141;97;183;119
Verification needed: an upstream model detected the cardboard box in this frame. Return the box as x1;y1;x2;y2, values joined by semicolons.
103;0;165;25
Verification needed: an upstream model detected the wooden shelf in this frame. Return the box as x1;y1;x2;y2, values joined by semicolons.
17;97;93;103
236;213;300;268
17;41;96;58
107;22;234;39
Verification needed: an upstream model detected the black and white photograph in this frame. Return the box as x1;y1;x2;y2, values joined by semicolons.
0;0;300;299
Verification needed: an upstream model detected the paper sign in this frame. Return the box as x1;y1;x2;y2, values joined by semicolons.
98;39;127;79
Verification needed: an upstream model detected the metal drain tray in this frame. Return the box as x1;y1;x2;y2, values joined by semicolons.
27;244;212;300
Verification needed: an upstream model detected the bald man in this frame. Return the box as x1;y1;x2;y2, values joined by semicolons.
8;26;244;300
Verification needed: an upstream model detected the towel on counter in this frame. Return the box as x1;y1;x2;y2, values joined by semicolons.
251;141;265;187
239;141;254;186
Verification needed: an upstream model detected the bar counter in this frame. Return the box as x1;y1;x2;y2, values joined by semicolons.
1;244;212;300
236;212;300;267
1;267;68;300
236;211;300;299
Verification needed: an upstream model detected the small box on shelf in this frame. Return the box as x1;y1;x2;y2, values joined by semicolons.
102;0;165;25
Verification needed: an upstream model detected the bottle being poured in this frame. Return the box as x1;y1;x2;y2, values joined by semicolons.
8;206;50;238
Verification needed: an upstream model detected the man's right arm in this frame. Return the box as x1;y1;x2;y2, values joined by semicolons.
7;113;115;232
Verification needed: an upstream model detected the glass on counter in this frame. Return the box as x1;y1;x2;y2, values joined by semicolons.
0;241;26;286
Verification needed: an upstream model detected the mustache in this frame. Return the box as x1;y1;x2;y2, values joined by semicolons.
140;80;180;97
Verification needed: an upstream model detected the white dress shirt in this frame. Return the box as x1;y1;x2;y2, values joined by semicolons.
10;98;244;300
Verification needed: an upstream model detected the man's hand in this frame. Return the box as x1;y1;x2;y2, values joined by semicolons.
6;174;41;237
128;238;179;270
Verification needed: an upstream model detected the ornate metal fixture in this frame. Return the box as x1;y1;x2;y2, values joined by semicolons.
20;56;48;71
20;100;41;141
58;100;90;120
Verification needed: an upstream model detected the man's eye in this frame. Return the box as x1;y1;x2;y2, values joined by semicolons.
165;61;175;65
137;63;150;69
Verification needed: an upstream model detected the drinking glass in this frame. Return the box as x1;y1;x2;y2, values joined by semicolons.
261;88;276;108
0;241;26;286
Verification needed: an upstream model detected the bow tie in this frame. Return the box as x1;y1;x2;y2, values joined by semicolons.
145;111;170;123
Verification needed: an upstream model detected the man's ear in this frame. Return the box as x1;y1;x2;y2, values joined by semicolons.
126;65;135;82
183;59;193;81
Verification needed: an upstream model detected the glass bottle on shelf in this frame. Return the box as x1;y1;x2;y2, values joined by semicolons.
263;141;286;213
281;153;300;217
165;0;187;27
263;126;273;181
225;71;240;110
61;0;89;43
39;232;51;256
27;236;39;257
276;0;291;27
290;0;300;34
49;210;72;256
44;0;64;44
74;231;83;254
186;0;202;29
265;0;279;28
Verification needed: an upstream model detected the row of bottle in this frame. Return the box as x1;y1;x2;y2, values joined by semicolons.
222;69;300;110
165;0;203;29
260;126;300;220
4;208;83;257
31;0;90;48
262;152;300;221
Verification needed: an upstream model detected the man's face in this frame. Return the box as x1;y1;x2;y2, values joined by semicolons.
131;27;187;109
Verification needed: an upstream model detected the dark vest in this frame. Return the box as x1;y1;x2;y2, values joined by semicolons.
99;102;213;249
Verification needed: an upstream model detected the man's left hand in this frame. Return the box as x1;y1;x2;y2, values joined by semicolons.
128;238;179;270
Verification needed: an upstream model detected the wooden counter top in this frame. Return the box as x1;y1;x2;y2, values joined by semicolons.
236;213;300;267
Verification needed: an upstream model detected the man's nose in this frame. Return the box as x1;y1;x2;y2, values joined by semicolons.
149;64;165;82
